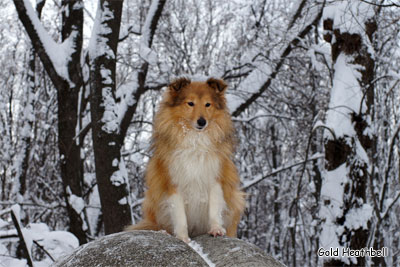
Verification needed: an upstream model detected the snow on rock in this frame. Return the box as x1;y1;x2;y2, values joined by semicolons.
188;240;215;267
53;231;284;267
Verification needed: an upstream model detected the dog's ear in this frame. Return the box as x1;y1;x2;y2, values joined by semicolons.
207;78;227;94
169;77;191;92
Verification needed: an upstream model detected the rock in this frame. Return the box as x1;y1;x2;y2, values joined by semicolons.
52;231;285;267
193;235;285;267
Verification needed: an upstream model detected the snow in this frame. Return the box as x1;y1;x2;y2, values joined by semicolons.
319;164;347;263
11;204;21;223
0;218;8;229
118;197;127;205
307;45;325;72
112;158;119;167
344;203;372;230
141;0;159;47
110;157;129;190
138;0;160;65
188;240;216;267
101;86;119;133
0;258;27;267
324;53;363;139
320;164;347;227
323;1;375;35
67;187;85;214
116;77;139;125
22;0;75;85
11;204;34;262
139;44;158;65
88;1;115;60
25;223;79;260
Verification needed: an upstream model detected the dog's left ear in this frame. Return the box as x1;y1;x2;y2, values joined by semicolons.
169;77;191;92
207;78;227;94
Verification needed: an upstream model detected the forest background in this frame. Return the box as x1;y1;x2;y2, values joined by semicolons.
0;0;399;266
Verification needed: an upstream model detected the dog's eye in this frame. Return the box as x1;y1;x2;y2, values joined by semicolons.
205;103;211;107
188;102;194;106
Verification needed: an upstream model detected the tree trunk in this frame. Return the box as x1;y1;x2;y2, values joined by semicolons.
13;0;87;244
89;0;131;234
89;0;166;234
321;2;377;266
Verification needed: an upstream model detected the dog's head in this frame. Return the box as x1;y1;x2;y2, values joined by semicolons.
165;77;228;131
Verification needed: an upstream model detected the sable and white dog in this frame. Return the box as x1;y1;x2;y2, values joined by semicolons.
126;77;245;242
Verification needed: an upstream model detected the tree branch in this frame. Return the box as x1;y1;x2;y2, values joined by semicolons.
13;0;67;88
120;0;167;140
232;1;326;117
11;208;33;267
241;154;324;190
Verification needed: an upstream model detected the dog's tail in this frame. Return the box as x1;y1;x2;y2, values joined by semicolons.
125;220;161;231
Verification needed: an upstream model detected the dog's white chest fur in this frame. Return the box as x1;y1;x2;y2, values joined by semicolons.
168;131;221;236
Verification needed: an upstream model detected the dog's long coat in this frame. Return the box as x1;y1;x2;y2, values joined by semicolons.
126;77;245;242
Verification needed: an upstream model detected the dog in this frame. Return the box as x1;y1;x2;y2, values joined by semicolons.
125;77;245;242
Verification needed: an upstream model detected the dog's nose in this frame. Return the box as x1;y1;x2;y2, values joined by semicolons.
197;117;206;127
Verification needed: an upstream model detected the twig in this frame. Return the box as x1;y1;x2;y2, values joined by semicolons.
10;209;33;267
241;154;324;190
33;240;55;262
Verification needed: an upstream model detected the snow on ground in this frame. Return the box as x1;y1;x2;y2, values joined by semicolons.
1;205;79;267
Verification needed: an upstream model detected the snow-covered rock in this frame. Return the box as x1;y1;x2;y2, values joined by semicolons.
52;230;285;267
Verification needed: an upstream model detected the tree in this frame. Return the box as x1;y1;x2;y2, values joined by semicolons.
13;0;167;236
320;1;377;266
88;0;166;234
13;0;87;244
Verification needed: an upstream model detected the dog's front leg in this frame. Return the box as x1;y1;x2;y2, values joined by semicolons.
208;182;226;236
168;193;190;242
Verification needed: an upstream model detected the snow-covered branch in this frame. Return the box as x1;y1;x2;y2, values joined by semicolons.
230;1;326;117
13;0;79;86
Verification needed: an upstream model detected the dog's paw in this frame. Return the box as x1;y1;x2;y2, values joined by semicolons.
208;225;226;237
176;234;191;243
